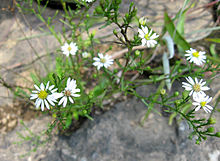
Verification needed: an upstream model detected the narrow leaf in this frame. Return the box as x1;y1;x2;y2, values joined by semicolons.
164;12;190;51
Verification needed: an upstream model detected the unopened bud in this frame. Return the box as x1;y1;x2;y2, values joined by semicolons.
83;110;87;114
135;50;140;56
145;66;151;70
207;127;214;133
215;132;220;137
160;89;166;95
178;69;182;73
93;74;97;78
174;91;179;97
113;29;118;35
125;13;129;20
208;117;216;124
139;17;147;26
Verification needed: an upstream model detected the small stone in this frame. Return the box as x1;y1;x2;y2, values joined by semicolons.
8;119;17;128
1;118;7;124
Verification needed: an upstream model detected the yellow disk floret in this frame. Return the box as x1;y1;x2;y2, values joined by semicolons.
38;90;48;99
192;51;199;58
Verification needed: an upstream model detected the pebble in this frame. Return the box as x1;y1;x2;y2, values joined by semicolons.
8;119;17;128
1;118;7;124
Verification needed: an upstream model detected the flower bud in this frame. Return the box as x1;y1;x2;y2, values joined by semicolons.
114;69;118;73
113;29;118;35
135;50;140;56
207;127;215;133
178;69;182;73
125;13;129;20
215;132;220;137
90;30;96;37
208;117;216;124
174;91;179;97
139;17;147;26
175;100;181;106
140;59;145;64
83;110;87;114
145;66;151;70
160;89;166;95
93;74;97;78
52;113;57;118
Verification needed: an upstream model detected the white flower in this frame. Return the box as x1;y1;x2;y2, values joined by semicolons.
182;76;210;98
58;78;80;107
138;25;159;48
82;0;94;2
61;42;78;57
93;53;114;70
192;93;213;113
30;82;60;111
139;17;148;26
185;48;206;66
82;52;91;58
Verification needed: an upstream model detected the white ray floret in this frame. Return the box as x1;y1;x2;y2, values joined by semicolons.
138;25;159;48
58;78;80;107
30;81;60;111
185;48;206;66
192;93;213;113
61;42;78;57
93;53;114;70
182;76;210;98
82;0;94;2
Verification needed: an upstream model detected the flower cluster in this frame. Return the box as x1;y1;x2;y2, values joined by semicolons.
182;47;213;113
61;42;114;70
30;78;80;111
182;76;212;113
31;41;115;110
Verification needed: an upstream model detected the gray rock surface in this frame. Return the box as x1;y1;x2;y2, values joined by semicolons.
0;82;219;161
41;85;220;161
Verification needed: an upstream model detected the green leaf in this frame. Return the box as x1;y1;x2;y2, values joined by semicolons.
176;10;186;35
210;44;218;58
65;115;72;129
164;12;190;51
93;78;109;97
14;87;29;99
205;38;220;43
56;57;63;78
30;73;40;85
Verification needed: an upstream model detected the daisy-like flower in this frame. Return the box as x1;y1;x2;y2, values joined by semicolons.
30;82;60;111
58;78;80;107
185;48;206;66
192;93;213;113
61;42;78;57
93;53;114;70
182;76;210;98
138;25;159;48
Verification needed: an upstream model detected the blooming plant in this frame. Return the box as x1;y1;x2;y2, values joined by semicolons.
3;0;218;149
